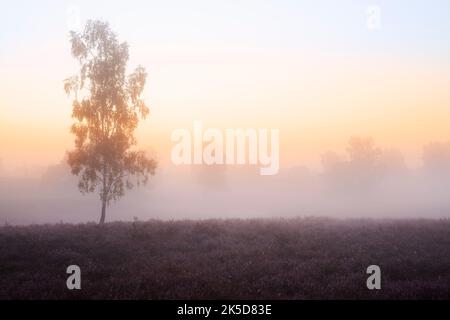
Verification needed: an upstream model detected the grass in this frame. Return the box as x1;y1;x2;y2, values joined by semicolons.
1;217;450;299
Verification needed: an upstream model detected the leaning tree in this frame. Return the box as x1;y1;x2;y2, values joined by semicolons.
64;20;156;224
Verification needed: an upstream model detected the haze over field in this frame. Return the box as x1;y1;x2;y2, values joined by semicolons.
2;1;450;224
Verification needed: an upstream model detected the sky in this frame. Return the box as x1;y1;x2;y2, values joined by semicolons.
1;0;450;172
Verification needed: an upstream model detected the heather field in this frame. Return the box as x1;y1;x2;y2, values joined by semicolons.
1;218;450;300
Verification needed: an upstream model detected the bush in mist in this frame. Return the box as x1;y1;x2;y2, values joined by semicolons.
1;218;450;299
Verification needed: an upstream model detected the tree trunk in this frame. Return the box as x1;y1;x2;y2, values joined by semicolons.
99;199;106;224
100;163;107;225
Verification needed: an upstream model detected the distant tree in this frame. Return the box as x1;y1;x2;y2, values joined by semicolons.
378;149;407;176
64;20;156;224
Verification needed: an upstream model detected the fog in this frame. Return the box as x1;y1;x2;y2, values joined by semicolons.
2;138;450;225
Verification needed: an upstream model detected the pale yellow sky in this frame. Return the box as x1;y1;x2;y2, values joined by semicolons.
2;43;450;173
